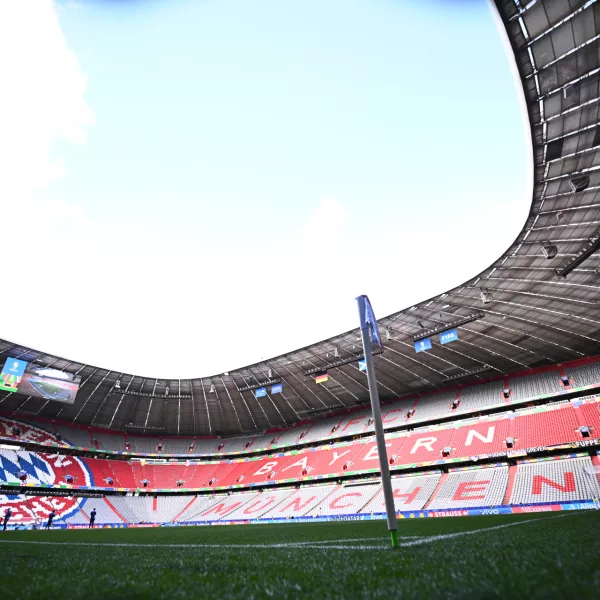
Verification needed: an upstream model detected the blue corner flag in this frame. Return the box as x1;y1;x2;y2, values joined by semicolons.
357;295;383;354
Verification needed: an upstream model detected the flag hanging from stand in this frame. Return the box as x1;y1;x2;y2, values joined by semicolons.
315;372;329;384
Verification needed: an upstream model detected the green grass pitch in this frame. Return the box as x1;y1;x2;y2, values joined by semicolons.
0;511;598;599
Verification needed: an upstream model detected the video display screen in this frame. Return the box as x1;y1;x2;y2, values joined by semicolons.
0;358;81;404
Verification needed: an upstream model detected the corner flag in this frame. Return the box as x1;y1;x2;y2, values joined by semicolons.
356;294;397;548
357;295;383;353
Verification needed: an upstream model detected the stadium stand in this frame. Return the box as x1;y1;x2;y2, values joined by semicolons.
130;437;159;454
151;495;196;522
177;495;224;522
510;457;600;505
63;497;123;525
54;425;91;448
362;473;442;512
579;402;600;434
459;381;505;412
509;371;563;402
427;466;509;509
218;489;296;520
110;496;154;524
95;433;127;452
260;484;339;519
2;452;600;527
566;362;600;389
512;405;580;450
194;491;262;521
412;390;457;422
2;360;600;460
304;484;380;517
3;401;596;492
162;438;195;454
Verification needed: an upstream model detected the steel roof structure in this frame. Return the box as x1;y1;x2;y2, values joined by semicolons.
1;0;600;436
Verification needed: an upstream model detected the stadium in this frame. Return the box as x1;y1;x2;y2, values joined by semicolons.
1;0;600;598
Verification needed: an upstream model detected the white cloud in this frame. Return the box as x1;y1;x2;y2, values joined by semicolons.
0;0;94;203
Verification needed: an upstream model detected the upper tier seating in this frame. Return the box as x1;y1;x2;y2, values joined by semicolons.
130;438;159;454
54;425;92;448
510;457;600;505
412;390;457;422
566;362;600;388
509;371;563;402
427;466;509;509
459;381;505;412
161;438;194;454
95;433;126;452
2;360;600;459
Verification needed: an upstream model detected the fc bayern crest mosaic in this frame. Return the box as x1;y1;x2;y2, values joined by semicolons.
0;418;93;523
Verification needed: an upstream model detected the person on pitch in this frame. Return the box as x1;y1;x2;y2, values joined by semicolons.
89;507;97;529
3;507;12;531
46;509;56;530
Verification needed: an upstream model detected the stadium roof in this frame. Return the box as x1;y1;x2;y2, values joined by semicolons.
1;0;600;436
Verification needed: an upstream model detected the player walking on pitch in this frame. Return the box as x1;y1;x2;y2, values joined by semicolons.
46;509;56;530
89;508;97;528
2;507;12;531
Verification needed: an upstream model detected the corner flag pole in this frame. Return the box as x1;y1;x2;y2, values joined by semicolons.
356;295;398;549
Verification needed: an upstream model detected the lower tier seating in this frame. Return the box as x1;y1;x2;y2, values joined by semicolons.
1;456;598;525
427;466;509;509
509;456;598;505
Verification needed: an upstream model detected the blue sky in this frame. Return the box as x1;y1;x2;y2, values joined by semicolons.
0;0;529;378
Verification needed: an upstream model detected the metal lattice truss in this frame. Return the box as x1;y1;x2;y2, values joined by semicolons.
1;0;599;436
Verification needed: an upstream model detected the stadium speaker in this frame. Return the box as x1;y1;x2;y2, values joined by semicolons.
505;437;514;449
570;175;590;193
561;376;570;387
542;244;558;259
451;400;459;410
503;388;511;399
480;289;493;304
579;426;591;438
442;447;452;457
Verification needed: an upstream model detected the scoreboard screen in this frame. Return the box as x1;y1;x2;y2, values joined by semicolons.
0;358;81;404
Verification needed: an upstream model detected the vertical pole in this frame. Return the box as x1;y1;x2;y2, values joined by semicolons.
357;301;399;548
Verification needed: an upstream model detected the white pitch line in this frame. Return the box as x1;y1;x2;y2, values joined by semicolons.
291;536;423;545
0;540;384;550
0;513;576;552
397;513;573;549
